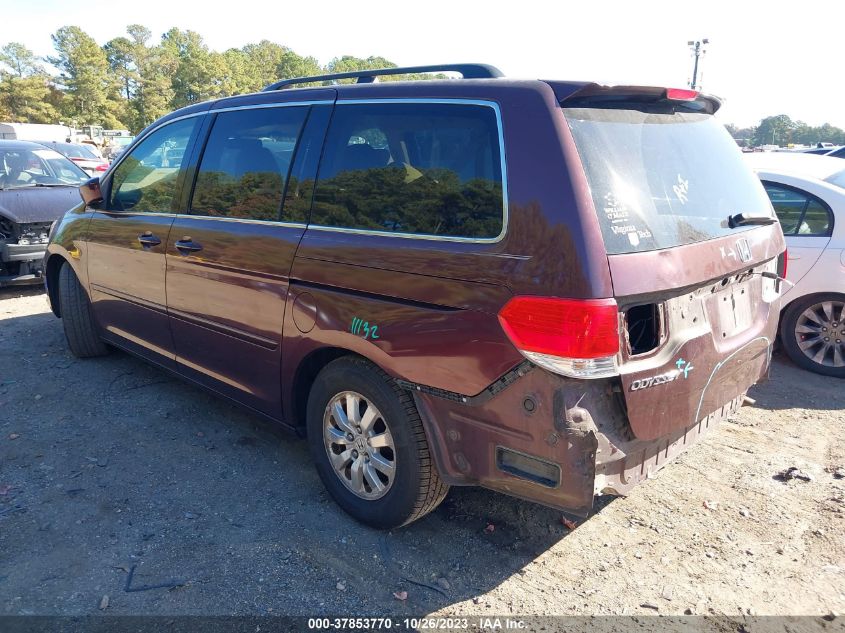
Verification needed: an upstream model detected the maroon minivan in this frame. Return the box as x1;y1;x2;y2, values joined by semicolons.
44;65;787;528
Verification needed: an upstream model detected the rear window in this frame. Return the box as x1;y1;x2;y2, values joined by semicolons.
564;108;773;254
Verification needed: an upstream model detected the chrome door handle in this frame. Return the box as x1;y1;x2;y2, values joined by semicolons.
174;237;203;254
137;232;161;248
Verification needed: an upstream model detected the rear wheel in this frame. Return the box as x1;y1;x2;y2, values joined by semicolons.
781;293;845;378
58;263;109;358
306;356;448;528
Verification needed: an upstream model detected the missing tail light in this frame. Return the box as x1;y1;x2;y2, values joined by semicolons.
498;296;620;379
625;303;662;356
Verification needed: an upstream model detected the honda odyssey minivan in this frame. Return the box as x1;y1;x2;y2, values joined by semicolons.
44;64;787;528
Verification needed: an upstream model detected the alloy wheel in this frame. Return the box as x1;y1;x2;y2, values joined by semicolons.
322;391;396;500
794;300;845;368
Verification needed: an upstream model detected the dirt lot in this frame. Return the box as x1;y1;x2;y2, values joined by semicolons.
1;286;844;621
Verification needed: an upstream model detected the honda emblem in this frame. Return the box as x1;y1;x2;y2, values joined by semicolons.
736;238;752;263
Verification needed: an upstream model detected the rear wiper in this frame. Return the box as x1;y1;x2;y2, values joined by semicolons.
728;212;778;228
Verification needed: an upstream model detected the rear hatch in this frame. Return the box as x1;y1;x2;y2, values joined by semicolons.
560;86;786;440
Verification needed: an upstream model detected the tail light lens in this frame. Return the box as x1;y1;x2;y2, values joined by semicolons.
777;249;788;279
498;297;620;379
95;163;109;172
665;88;698;101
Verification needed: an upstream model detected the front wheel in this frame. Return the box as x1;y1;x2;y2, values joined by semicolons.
306;357;448;528
58;263;109;359
781;293;845;378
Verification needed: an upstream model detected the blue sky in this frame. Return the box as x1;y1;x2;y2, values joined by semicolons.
3;0;844;128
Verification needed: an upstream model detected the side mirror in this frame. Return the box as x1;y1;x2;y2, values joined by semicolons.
80;177;103;206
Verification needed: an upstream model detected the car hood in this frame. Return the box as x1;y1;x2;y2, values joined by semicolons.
0;186;80;223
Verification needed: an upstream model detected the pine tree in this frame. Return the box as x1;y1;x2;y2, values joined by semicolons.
0;42;60;123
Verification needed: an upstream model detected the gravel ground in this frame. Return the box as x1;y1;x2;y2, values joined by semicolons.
1;286;844;621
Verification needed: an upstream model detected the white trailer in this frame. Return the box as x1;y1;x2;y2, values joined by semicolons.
0;122;73;143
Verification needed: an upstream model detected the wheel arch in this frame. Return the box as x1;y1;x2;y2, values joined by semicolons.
289;347;359;432
45;254;70;318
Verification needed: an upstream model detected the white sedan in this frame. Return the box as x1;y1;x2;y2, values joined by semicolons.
745;152;845;377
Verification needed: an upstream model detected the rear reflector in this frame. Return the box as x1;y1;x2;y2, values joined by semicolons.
496;447;560;488
665;88;698;101
498;297;620;378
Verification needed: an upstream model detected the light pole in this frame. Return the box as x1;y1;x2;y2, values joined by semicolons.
687;38;709;91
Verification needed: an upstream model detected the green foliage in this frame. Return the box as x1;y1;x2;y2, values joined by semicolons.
313;166;503;238
49;26;124;128
0;42;60;123
728;114;845;147
1;26;446;133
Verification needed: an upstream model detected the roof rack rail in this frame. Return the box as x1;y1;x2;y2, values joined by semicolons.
262;63;504;91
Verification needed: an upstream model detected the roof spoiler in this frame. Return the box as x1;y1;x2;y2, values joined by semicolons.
558;83;722;115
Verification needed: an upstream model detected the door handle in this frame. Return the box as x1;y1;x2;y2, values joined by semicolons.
174;236;203;254
137;232;161;248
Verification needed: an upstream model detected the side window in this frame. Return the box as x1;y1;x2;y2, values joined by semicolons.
763;182;832;237
190;106;308;221
311;102;504;239
109;117;199;213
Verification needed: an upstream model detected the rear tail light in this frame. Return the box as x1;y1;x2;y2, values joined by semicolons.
95;163;109;172
498;296;620;379
665;88;698;101
777;249;788;279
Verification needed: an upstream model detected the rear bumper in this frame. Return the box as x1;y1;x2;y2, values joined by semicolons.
411;352;768;516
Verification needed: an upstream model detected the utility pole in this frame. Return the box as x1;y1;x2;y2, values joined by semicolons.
687;38;709;90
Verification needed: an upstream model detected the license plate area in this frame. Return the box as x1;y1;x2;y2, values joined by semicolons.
712;280;753;339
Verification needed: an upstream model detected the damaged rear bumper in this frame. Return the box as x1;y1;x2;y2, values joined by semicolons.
410;358;764;517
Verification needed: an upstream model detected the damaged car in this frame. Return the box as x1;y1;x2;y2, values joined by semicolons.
45;64;787;528
0;140;89;286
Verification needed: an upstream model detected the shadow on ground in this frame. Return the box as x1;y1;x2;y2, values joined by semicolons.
748;349;844;411
0;306;594;616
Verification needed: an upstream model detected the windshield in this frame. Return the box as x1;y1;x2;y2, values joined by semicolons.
0;147;89;188
565;108;773;254
53;143;99;159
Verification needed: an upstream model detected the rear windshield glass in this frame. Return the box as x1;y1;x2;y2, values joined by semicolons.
564;108;772;254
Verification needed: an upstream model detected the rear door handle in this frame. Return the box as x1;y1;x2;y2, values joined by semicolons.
174;237;203;254
137;232;161;248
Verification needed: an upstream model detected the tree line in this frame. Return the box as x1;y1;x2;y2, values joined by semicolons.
726;115;845;148
0;25;404;133
2;26;843;147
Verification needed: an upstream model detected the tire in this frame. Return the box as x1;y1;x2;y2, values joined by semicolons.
780;293;845;378
58;263;109;358
306;356;449;529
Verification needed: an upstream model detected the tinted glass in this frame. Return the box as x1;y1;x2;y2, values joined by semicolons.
565;108;772;254
801;200;833;235
311;103;504;239
0;147;88;187
110;117;199;213
191;107;307;221
762;182;832;237
764;183;806;234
